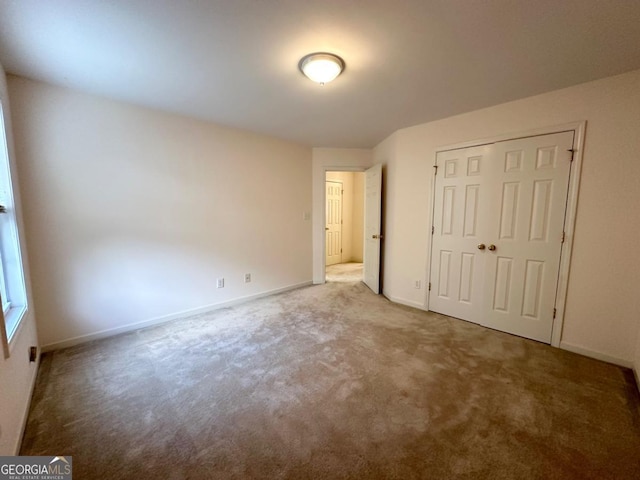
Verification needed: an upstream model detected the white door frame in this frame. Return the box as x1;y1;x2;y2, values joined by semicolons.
319;167;367;283
426;121;586;348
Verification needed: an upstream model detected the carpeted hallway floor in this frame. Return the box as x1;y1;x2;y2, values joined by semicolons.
326;262;363;283
21;277;640;479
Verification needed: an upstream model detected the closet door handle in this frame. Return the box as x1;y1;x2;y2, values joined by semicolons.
477;243;486;250
488;244;497;251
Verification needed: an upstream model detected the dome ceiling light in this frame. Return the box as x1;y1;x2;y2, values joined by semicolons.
298;52;345;85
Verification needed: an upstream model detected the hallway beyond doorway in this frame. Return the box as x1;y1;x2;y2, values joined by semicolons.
326;262;363;283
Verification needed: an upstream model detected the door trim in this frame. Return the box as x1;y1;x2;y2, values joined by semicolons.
427;121;586;348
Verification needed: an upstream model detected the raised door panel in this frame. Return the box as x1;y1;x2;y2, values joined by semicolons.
492;256;513;313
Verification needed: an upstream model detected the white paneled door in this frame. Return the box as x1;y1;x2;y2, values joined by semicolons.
364;164;382;293
325;181;343;266
429;144;493;324
429;131;574;343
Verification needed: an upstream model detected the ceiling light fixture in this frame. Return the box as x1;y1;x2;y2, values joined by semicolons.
298;52;345;85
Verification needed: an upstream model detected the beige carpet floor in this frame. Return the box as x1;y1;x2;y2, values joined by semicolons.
326;262;363;283
21;279;640;479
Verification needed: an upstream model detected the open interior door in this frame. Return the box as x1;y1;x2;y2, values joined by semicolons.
363;164;382;293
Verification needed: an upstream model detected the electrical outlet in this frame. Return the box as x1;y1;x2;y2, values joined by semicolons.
415;280;421;289
303;212;311;221
244;273;251;283
216;278;224;288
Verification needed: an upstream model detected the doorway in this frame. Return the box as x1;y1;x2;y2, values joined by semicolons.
325;171;365;283
429;127;583;345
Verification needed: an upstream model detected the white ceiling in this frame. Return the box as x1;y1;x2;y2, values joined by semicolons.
1;1;640;148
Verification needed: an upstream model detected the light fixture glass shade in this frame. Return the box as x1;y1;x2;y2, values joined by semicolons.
299;53;345;85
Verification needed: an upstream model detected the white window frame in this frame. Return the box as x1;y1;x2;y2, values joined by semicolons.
0;100;28;359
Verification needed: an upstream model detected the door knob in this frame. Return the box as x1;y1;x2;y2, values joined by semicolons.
325;227;329;231
477;243;486;250
488;244;497;251
372;234;379;239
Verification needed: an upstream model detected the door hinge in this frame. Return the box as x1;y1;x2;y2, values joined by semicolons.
433;165;438;175
568;148;575;161
553;308;557;319
431;225;435;235
561;231;565;243
340;249;343;253
428;282;431;291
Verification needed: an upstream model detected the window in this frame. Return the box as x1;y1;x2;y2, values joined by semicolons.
0;101;28;358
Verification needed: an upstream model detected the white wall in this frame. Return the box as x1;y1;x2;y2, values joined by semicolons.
312;148;372;283
8;76;312;350
373;69;640;366
0;66;39;455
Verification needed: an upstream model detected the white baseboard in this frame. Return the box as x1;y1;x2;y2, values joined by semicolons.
559;341;634;369
14;353;40;455
41;281;312;352
383;293;427;311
